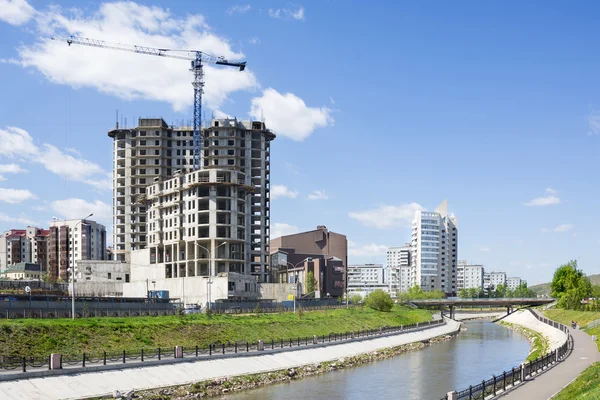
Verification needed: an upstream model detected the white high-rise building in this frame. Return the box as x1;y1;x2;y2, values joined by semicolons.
386;243;411;294
507;276;523;291
483;271;507;291
457;260;484;290
411;200;458;294
347;264;387;298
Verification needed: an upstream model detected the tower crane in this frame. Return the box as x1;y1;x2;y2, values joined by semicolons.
51;36;247;170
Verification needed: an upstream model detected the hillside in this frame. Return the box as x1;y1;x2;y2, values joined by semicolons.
530;274;600;296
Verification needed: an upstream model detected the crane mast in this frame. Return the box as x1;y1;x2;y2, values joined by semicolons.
52;36;247;170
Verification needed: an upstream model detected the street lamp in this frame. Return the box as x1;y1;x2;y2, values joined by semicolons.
286;257;311;313
195;241;227;310
69;213;93;320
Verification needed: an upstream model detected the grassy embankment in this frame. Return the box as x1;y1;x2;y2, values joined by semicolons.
542;309;600;399
553;362;600;400
0;306;432;358
542;309;600;350
499;322;549;362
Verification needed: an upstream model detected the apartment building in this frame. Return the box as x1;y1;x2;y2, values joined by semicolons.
411;200;458;295
347;263;388;298
108;118;195;262
507;276;524;291
386;243;411;294
483;271;507;291
0;227;50;273
270;226;347;298
457;260;484;290
48;219;107;282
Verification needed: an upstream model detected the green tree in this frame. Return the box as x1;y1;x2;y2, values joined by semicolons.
494;284;507;298
397;285;446;302
350;294;363;305
458;289;469;298
551;260;592;309
365;289;394;312
306;271;317;295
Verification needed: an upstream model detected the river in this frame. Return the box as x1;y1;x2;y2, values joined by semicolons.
222;320;530;400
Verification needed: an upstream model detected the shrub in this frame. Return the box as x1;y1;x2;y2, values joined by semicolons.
365;290;393;312
350;294;363;305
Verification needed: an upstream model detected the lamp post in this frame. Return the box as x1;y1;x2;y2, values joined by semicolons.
195;241;227;310
69;213;93;320
286;258;311;313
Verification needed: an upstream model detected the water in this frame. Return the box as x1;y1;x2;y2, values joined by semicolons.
222;320;530;400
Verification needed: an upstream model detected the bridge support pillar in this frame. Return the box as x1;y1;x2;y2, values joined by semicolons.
447;391;458;400
449;305;455;319
507;306;511;316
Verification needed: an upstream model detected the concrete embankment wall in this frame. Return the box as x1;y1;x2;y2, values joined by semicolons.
501;310;567;351
0;319;460;400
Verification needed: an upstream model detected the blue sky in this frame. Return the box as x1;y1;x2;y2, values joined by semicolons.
0;0;599;285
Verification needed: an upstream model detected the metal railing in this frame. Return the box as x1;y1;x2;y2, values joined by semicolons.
441;309;571;400
0;319;446;375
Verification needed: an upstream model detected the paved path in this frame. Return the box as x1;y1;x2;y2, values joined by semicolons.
501;312;598;399
0;319;460;400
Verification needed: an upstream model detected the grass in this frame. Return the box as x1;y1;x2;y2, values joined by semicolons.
499;322;549;362
553;362;600;400
543;309;600;351
0;306;432;358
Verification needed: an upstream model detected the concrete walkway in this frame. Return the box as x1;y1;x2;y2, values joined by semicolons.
0;319;460;400
501;312;598;399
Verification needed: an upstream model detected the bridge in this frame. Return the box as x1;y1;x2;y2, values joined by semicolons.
409;298;555;319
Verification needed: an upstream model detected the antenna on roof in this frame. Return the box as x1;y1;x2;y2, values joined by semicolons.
116;109;119;129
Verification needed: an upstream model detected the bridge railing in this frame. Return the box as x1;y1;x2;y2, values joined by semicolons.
0;319;447;376
441;309;571;400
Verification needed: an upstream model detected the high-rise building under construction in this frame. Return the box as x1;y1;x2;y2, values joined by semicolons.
109;118;274;282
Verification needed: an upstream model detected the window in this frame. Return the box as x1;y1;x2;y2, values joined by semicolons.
140;169;146;174
155;140;159;146
108;272;112;279
140;140;146;146
177;141;181;146
140;131;146;136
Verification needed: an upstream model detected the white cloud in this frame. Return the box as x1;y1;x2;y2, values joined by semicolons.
0;164;25;174
14;2;258;112
271;184;298;199
0;188;36;204
0;163;26;181
348;241;388;257
249;37;260;45
268;6;305;20
0;126;37;158
0;212;36;225
227;4;251;15
348;203;424;229
50;198;112;224
480;246;490;252
271;223;299;238
249;88;333;141
524;188;561;206
0;126;110;190
0;0;35;26
307;190;328;200
541;224;573;233
588;110;600;136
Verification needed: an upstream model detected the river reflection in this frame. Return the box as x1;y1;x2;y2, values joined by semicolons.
222;320;530;400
